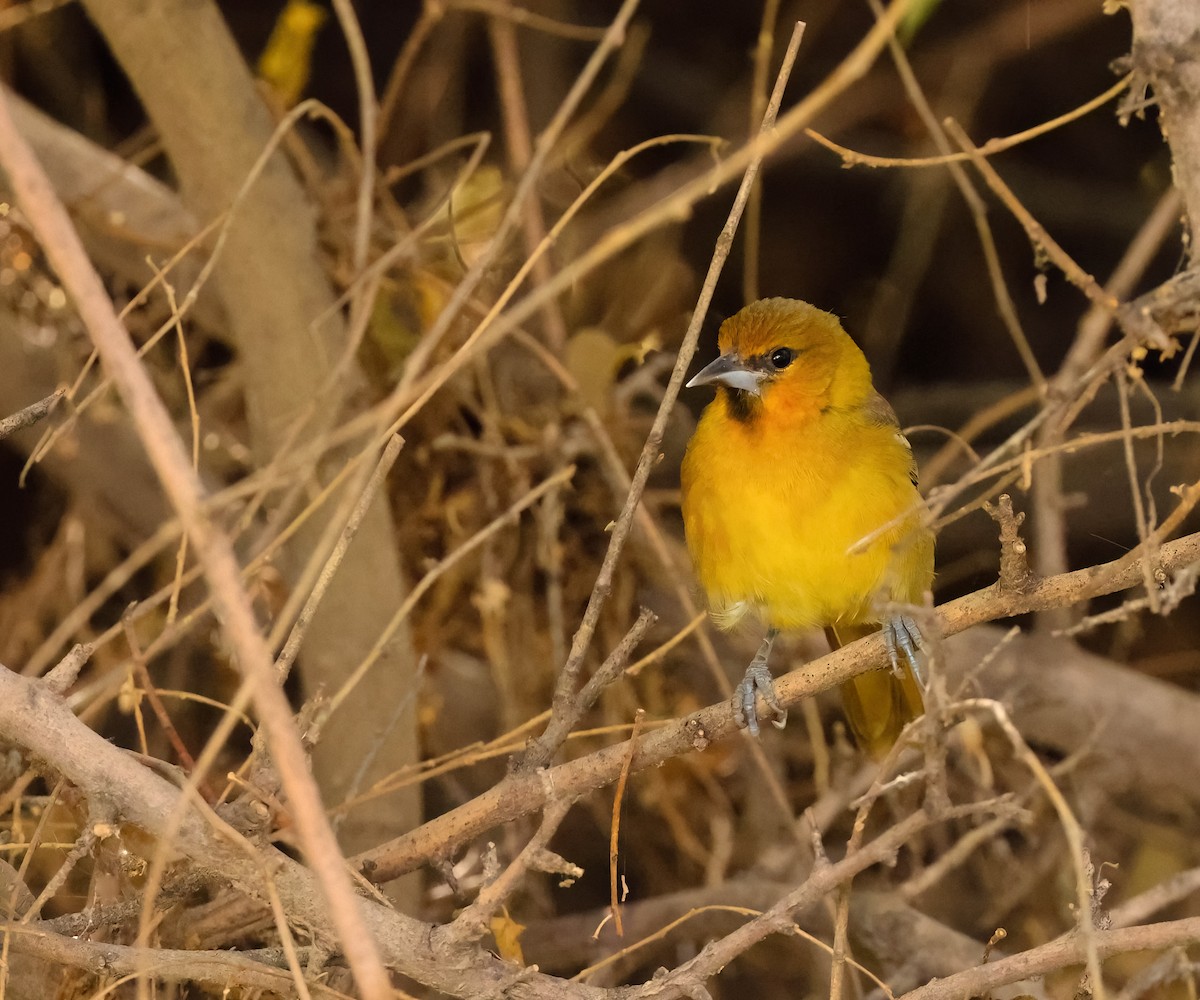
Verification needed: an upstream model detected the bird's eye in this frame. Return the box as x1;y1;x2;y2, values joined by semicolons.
769;347;794;370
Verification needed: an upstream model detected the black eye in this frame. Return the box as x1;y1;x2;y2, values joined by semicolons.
770;347;794;369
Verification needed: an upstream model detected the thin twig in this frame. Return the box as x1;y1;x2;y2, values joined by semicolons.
487;0;569;349
898;918;1200;1000
122;614;203;785
451;0;607;41
944;116;1118;315
330;0;376;275
0;387;64;440
446;798;576;948
24;97;346;480
275;435;404;682
806;74;1131;170
829;725;921;1000
955;698;1105;1000
610;709;646;937
523;609;656;771
1110;865;1200;929
742;0;781;304
390;0;643;400
1116;369;1160;612
22;816;96;922
648;805;1000;998
155;267;199;628
1063;186;1183;387
869;0;1042;391
377;3;442;148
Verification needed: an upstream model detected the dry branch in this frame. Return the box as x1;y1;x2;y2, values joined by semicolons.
0;929;340;999
0;662;604;1000
8;545;1194;998
900;917;1200;1000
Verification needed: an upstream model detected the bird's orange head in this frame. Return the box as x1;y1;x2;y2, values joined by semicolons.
687;298;872;423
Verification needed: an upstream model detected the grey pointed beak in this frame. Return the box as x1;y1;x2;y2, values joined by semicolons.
686;351;764;396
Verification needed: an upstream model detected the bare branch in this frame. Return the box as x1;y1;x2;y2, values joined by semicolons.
0;388;63;441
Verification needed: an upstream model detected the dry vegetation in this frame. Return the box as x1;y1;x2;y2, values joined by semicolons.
0;0;1199;997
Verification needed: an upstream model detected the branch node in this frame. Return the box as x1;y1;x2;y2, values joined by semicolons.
684;716;712;752
527;848;583;887
433;856;465;904
804;807;829;870
480;841;501;888
43;643;94;695
983;494;1036;594
1116;266;1200;355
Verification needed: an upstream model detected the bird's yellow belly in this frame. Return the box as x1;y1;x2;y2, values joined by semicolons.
681;417;928;633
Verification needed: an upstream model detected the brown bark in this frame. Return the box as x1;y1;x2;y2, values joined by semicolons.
1129;0;1200;255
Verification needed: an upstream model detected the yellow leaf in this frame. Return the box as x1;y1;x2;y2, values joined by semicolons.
365;271;450;374
446;166;507;268
566;328;622;413
898;0;942;45
490;908;526;965
258;0;328;107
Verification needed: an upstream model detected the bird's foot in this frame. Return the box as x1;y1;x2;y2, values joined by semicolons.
884;614;925;684
732;632;786;736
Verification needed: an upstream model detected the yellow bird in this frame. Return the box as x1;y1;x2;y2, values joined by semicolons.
680;298;933;755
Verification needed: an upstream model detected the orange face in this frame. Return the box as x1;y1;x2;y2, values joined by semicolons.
688;298;867;422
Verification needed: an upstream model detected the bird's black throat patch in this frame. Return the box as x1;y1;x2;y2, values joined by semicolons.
722;386;759;424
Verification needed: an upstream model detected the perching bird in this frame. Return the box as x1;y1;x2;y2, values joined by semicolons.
680;298;933;756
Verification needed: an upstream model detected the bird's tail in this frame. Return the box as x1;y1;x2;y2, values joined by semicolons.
825;624;923;759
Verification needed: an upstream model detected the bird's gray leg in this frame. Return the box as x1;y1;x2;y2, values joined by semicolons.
883;614;925;685
732;627;787;736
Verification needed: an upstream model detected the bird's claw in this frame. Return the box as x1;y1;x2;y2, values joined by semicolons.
884;614;925;684
732;660;787;737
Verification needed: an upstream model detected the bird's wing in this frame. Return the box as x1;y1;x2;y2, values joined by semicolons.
863;389;919;488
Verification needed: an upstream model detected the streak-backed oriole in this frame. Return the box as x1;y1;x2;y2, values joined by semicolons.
681;298;933;756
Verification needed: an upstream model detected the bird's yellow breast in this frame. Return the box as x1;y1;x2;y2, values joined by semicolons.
681;395;931;633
